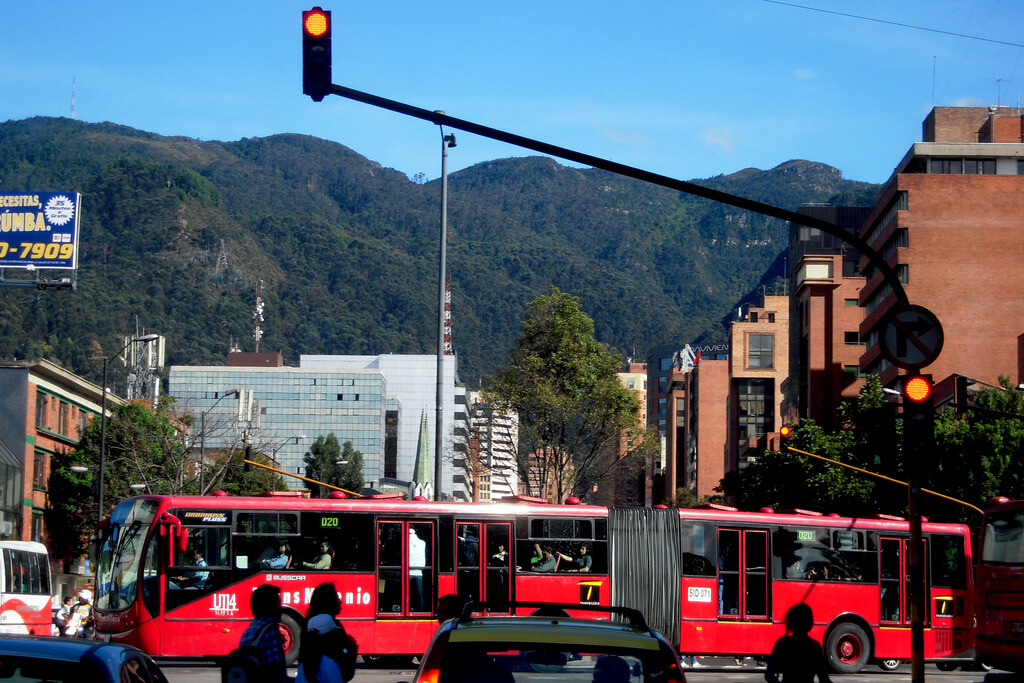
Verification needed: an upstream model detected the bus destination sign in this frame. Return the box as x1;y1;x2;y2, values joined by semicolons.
0;192;81;270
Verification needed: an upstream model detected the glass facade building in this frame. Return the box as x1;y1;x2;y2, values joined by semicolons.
167;366;387;488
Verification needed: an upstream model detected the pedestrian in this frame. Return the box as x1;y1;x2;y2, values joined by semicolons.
54;595;73;635
764;603;832;683
238;584;289;683
296;582;358;683
436;593;468;624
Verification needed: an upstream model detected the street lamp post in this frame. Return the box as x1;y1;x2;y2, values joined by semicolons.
199;389;240;494
435;125;456;501
98;334;159;531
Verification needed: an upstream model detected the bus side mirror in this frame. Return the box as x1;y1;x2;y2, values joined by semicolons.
159;512;189;553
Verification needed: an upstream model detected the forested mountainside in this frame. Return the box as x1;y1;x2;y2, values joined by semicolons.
0;117;878;385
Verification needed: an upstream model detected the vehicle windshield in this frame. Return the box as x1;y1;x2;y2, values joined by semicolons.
97;498;159;611
982;510;1024;564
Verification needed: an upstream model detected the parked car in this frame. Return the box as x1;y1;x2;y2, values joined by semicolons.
0;635;168;683
409;602;686;683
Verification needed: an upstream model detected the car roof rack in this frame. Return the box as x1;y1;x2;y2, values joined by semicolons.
457;600;650;633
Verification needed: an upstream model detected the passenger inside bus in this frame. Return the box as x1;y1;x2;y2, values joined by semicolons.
171;549;209;589
258;542;292;569
301;541;333;570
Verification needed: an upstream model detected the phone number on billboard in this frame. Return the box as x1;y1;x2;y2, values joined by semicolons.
0;242;75;260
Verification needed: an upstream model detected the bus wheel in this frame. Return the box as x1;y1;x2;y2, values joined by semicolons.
877;659;901;671
279;614;302;666
825;623;869;673
935;662;958;671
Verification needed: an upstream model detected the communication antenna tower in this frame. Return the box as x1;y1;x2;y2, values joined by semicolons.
252;280;265;352
70;77;76;120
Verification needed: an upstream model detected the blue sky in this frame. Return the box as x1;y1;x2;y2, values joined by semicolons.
3;1;1022;185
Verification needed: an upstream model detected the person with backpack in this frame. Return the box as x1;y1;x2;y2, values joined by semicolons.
296;582;358;683
227;583;289;683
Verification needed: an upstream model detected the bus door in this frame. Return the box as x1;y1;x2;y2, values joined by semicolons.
456;521;512;613
376;520;435;617
718;528;769;620
880;536;928;626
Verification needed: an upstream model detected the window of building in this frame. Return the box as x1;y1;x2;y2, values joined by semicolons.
844;298;859;307
33;451;46;489
768;312;776;323
659;357;673;372
930;158;962;174
1019;160;1024;175
964;158;995;175
627;379;635;389
844;331;861;345
658;398;667;415
736;379;773;441
747;334;774;369
843;365;862;378
58;402;69;436
35;393;47;429
897;264;909;284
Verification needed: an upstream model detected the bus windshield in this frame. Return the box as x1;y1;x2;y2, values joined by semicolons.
982;509;1024;564
97;498;159;611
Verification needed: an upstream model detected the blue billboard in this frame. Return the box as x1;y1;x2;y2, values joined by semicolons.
0;192;81;270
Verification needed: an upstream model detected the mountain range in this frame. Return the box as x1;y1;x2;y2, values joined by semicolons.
0;117;879;386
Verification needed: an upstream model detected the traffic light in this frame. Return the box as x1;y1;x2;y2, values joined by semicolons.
901;374;935;454
779;424;793;450
243;444;253;472
302;7;332;101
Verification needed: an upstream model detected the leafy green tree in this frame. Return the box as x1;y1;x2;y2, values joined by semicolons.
720;376;897;517
211;449;287;497
303;434;365;498
927;376;1024;524
487;287;653;502
46;396;193;567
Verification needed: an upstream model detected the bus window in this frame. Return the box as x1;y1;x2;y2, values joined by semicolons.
167;526;229;610
930;534;966;589
530;518;593;540
300;512;374;571
682;522;716;577
233;512;299;574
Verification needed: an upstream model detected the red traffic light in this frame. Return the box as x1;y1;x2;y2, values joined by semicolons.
304;8;329;37
302;7;332;102
903;375;933;403
779;425;792;438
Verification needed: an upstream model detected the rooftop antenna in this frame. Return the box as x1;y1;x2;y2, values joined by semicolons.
70;76;76;120
252;280;264;353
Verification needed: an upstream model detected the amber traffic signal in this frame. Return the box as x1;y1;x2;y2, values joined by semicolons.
901;374;935;455
302;7;332;101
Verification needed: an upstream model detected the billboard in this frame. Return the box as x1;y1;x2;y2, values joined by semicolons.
0;192;81;270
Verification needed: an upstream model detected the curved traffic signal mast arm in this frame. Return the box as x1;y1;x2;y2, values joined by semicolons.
308;75;908;305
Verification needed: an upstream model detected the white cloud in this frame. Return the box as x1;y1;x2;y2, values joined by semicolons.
951;96;985;107
794;69;817;81
702;126;737;154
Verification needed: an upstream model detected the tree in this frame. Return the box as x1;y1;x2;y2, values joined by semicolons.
927;375;1024;524
303;434;365;498
487;287;655;502
719;375;894;517
47;396;193;568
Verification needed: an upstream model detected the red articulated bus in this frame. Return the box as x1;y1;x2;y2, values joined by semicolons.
92;493;610;664
613;505;974;673
93;495;973;672
975;496;1024;675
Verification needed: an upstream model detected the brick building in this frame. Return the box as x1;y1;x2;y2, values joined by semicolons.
859;106;1024;389
0;359;107;549
788;205;872;429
